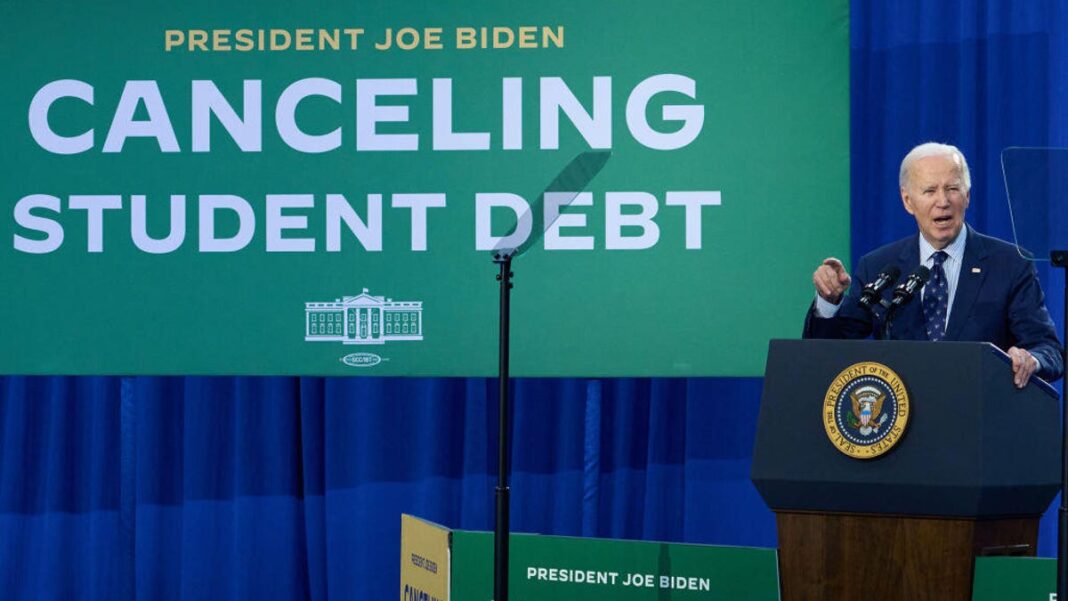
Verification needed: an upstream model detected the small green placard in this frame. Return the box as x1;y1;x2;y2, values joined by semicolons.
972;557;1055;601
449;529;779;601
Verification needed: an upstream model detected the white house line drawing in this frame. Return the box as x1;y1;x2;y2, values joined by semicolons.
305;288;423;345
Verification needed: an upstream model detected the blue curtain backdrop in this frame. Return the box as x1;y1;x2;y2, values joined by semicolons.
3;2;1068;599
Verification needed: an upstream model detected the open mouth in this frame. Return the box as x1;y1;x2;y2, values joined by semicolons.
933;216;954;225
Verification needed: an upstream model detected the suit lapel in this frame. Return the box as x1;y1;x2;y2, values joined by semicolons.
944;227;989;340
889;236;925;340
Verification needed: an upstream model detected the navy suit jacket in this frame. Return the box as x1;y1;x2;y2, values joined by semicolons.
803;226;1064;381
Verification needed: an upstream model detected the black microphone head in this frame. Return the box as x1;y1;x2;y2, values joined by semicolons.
858;265;902;311
889;264;932;308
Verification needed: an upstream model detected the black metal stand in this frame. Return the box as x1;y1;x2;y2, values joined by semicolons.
492;251;514;601
480;151;610;601
1052;250;1068;601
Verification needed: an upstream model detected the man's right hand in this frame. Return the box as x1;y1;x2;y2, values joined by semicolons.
813;258;851;305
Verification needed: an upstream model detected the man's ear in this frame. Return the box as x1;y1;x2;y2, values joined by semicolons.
900;188;916;215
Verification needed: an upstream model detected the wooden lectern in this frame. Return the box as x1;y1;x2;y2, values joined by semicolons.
751;340;1059;601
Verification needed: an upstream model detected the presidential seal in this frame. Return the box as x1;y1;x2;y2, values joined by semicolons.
823;361;910;459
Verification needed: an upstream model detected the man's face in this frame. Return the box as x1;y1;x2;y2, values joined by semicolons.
900;154;970;249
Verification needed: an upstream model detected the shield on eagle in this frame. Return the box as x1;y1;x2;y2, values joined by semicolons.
850;385;885;436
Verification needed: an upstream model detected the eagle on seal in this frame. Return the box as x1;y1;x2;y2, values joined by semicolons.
850;385;886;436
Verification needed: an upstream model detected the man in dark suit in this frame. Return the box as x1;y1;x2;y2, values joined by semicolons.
805;142;1064;386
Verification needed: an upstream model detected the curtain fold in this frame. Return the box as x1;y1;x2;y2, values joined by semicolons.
0;376;772;600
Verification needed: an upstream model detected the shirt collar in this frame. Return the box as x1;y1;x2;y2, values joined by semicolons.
918;224;967;265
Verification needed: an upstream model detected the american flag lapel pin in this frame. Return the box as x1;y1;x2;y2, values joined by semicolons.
971;267;981;273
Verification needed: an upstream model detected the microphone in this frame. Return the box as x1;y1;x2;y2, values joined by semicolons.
858;265;901;311
887;265;931;309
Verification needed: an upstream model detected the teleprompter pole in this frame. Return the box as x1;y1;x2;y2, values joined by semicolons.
1052;249;1068;601
483;151;610;601
493;251;514;601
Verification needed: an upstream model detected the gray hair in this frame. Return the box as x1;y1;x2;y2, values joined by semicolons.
898;142;971;191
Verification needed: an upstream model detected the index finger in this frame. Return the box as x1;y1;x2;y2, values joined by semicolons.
822;257;848;277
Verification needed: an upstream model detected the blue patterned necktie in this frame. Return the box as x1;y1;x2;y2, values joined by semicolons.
922;251;950;341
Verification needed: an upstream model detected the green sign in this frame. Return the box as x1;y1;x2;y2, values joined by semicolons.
0;0;849;376
972;557;1055;601
400;514;780;601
